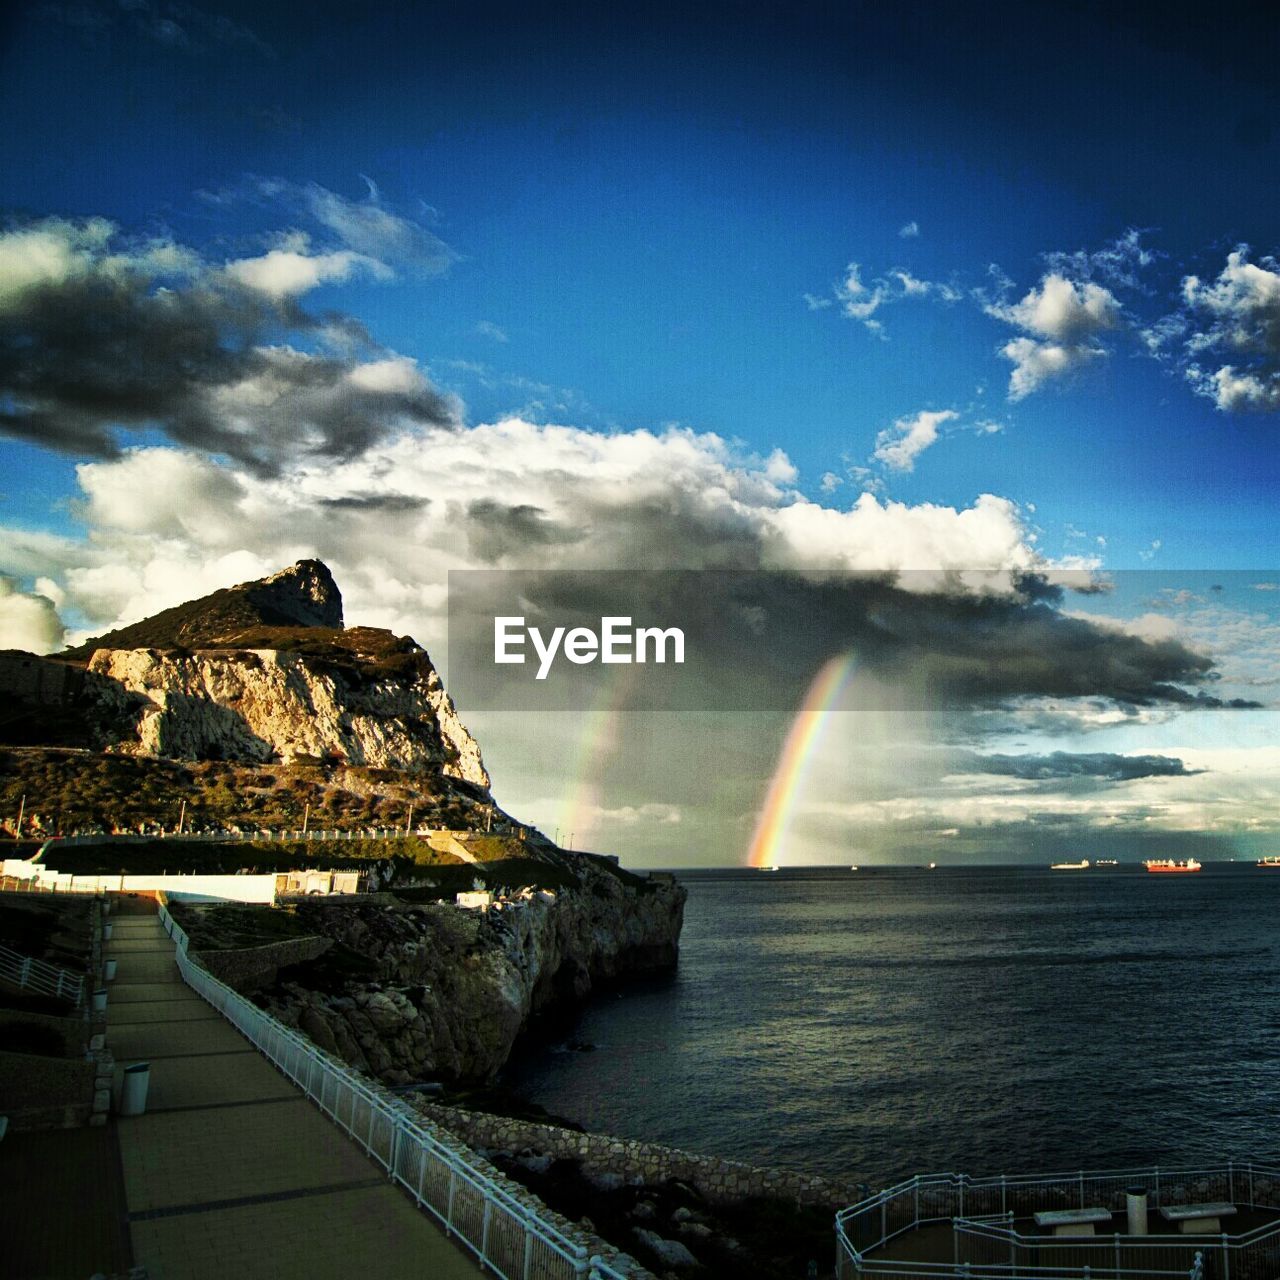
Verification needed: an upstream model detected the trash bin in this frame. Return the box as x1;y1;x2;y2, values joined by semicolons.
103;924;113;940
105;959;118;981
1127;1186;1149;1236
120;1062;151;1116
92;988;108;1014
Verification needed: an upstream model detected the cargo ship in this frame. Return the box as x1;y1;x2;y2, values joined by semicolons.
1144;859;1201;873
1050;859;1090;870
1258;856;1280;868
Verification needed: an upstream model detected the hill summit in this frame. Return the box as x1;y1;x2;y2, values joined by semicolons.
62;560;344;658
0;561;498;833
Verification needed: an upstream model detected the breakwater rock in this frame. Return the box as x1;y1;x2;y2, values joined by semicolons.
252;861;685;1084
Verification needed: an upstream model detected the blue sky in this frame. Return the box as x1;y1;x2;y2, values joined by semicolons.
1;0;1278;863
3;0;1278;566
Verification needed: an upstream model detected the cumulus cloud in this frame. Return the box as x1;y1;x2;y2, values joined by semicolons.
5;419;1243;730
898;221;920;239
0;216;458;472
987;273;1121;399
1175;248;1280;412
872;409;959;472
0;578;65;654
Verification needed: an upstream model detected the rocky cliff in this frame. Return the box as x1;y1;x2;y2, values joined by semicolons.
85;628;488;787
201;860;686;1084
1;560;490;803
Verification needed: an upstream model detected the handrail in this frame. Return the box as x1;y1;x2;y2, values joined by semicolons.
155;896;629;1280
837;1165;1280;1280
0;941;85;1004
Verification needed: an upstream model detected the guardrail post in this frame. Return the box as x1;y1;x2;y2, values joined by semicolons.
1228;1160;1235;1203
481;1199;491;1265
523;1228;533;1280
1114;1233;1120;1278
1248;1164;1254;1207
446;1169;457;1236
1079;1171;1086;1209
1221;1234;1230;1280
20;956;30;987
1001;1175;1007;1217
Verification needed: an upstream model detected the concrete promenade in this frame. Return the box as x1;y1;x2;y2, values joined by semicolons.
106;907;481;1279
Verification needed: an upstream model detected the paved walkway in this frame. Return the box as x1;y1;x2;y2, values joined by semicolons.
107;909;481;1279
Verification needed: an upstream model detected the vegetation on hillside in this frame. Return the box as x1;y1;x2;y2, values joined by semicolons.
0;748;486;837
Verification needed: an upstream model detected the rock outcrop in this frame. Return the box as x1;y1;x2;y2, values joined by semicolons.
1;561;490;791
63;559;343;656
250;860;686;1083
85;628;489;786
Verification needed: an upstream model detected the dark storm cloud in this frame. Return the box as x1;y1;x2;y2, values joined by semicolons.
959;751;1199;781
318;493;430;513
0;219;458;474
464;500;586;563
448;568;1260;714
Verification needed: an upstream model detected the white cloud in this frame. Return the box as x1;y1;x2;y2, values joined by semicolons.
999;336;1104;401
986;272;1122;400
991;274;1121;342
0;578;65;654
898;221;920;239
346;356;431;395
819;260;956;333
224;244;389;297
872;409;959;472
1178;249;1280;413
819;471;842;494
1206;365;1280;412
474;320;508;343
23;424;1049;647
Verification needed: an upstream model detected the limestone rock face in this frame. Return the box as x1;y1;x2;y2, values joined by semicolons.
86;635;490;787
259;860;686;1084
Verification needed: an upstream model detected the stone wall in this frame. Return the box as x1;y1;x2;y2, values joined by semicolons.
416;1104;868;1209
0;1050;95;1131
194;935;334;992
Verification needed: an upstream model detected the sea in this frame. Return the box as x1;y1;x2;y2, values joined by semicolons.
506;863;1280;1187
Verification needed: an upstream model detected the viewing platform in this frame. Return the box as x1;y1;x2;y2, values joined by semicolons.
837;1163;1280;1280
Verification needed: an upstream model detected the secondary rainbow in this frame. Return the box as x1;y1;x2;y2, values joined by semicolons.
747;652;858;868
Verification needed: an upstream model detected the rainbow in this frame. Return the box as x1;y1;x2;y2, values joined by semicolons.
556;665;638;850
746;652;858;868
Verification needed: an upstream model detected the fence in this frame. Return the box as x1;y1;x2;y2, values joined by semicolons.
0;941;85;1004
155;896;631;1280
836;1164;1280;1280
0;873;101;896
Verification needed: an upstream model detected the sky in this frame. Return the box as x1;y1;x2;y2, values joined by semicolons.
1;0;1278;866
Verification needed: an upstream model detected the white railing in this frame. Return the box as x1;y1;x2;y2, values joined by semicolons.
0;941;85;1004
836;1165;1280;1280
155;897;632;1280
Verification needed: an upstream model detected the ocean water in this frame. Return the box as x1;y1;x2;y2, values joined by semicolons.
507;865;1280;1186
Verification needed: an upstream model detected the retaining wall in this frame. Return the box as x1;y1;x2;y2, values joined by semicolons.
416;1103;868;1208
193;936;333;991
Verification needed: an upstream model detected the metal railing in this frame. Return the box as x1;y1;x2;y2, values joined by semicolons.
837;1164;1280;1280
0;874;100;895
0;941;85;1004
155;896;633;1280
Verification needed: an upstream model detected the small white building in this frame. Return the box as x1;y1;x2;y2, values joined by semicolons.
455;890;493;909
